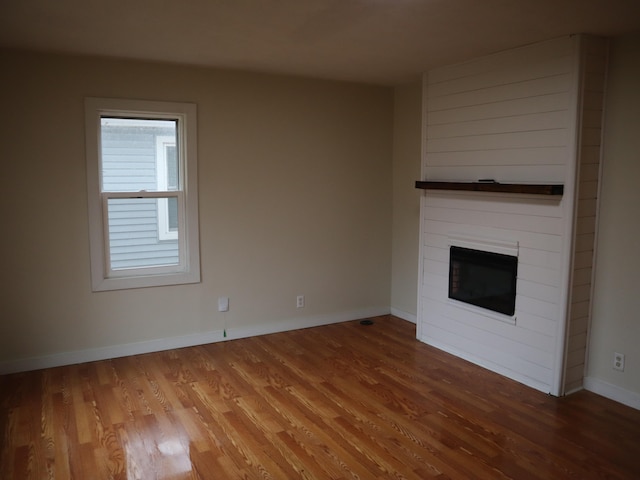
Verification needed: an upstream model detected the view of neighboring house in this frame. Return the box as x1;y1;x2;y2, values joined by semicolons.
100;118;180;270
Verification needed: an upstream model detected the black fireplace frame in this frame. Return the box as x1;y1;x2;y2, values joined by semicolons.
448;246;518;316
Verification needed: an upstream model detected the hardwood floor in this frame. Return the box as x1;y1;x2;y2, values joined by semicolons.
1;315;639;479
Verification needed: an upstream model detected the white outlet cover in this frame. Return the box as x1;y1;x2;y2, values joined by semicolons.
614;352;625;371
218;297;229;312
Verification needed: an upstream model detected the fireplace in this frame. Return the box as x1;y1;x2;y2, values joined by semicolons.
448;246;518;316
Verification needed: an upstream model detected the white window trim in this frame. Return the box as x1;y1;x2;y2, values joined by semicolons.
85;97;200;291
156;135;179;241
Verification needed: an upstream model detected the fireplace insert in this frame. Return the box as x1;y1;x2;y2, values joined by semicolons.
448;246;517;316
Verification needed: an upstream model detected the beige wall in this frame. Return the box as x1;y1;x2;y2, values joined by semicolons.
588;33;640;399
390;82;422;321
0;50;393;368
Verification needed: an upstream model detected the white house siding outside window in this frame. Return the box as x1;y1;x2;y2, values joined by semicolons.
85;98;200;291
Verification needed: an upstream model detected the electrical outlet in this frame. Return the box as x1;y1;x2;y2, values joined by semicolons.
218;296;229;312
296;295;305;308
613;352;625;372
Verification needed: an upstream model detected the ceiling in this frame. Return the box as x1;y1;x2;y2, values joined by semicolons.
1;0;639;85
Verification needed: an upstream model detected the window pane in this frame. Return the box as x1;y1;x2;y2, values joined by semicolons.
107;198;179;270
168;197;178;231
166;145;179;189
100;117;177;193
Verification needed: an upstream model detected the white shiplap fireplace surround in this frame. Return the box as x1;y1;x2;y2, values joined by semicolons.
417;35;607;397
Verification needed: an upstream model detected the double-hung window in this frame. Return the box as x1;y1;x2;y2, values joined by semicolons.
85;98;200;291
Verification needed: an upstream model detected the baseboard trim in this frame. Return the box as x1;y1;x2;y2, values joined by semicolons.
418;335;553;395
584;376;640;410
390;307;417;324
0;307;390;375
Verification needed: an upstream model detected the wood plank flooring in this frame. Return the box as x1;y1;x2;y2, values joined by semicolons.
1;315;639;479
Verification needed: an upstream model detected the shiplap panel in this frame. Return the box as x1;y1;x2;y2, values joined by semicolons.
561;35;607;394
568;332;588;355
572;267;593;286
569;316;589;337
422;244;448;263
423;206;563;234
515;295;560;321
417;35;608;395
583;91;605;110
567;347;587;370
426;129;568;153
428;91;570;125
571;301;590;321
425;146;568;167
427;36;574;84
572;284;592;303
428;111;569;139
422;272;447;291
517;279;561;304
428;55;573;98
518;247;562;271
422;219;563;252
579;180;598;199
422;232;449;249
420;321;553;387
515;311;558;337
422;300;555;364
573;250;595;269
582;110;604;129
422;258;448;278
577;198;598;217
584;72;606;93
421;300;554;369
582;127;603;146
575;233;596;252
580;146;602;165
565;368;584;392
423;193;563;217
575;215;597;235
518;263;562;288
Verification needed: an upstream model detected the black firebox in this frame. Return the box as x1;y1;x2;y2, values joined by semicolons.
448;246;517;316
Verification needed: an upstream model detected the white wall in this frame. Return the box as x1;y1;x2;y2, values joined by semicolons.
391;82;422;322
0;49;393;372
418;36;589;395
586;33;640;408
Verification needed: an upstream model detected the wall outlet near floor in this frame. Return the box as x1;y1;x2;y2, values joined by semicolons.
296;295;305;308
613;352;625;371
218;296;229;312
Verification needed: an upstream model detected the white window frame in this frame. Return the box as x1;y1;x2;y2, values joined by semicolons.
156;135;179;241
85;97;200;291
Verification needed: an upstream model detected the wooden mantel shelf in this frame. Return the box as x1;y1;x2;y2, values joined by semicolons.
415;180;564;196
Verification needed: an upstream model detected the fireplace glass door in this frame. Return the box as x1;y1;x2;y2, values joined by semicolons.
448;246;517;316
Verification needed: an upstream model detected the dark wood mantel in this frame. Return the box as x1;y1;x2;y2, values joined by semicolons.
415;180;564;196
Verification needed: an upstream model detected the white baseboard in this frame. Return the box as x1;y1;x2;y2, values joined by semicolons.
390;307;417;323
418;335;553;395
584;376;640;410
0;307;390;375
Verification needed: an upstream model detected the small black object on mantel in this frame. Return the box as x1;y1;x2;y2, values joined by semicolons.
360;319;374;326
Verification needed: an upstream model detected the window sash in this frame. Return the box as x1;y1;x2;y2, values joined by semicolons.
85;97;200;291
156;136;179;240
101;191;185;278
